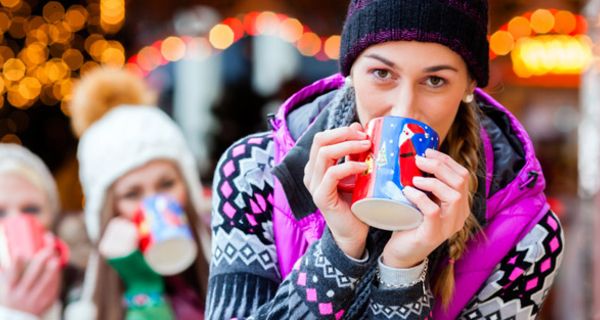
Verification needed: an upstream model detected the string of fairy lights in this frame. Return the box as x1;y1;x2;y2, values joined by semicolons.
0;3;596;115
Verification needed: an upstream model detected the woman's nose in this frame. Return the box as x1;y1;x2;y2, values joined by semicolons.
389;83;417;118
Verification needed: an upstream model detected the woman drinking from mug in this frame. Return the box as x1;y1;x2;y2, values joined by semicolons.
64;68;210;320
206;0;564;319
0;144;69;320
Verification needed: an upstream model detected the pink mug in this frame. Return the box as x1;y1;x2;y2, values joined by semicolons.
0;215;69;269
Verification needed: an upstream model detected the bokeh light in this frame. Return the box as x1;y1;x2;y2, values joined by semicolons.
490;30;515;56
297;32;321;56
3;58;26;81
42;1;65;24
554;10;577;34
161;36;186;62
324;35;341;60
209;24;234;50
508;16;532;40
530;9;555;34
279;18;303;43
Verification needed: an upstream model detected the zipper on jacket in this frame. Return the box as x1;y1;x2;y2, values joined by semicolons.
519;171;539;190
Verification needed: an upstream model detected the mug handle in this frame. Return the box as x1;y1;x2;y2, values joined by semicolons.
54;238;70;268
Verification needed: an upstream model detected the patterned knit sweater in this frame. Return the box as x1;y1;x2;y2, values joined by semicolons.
206;132;564;320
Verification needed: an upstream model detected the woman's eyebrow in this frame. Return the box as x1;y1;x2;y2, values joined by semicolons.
423;65;459;73
365;54;397;69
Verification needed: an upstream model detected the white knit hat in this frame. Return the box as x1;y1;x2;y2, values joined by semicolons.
0;143;60;217
76;105;206;243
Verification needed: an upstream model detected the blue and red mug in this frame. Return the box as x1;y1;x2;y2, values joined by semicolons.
133;195;197;275
339;116;439;231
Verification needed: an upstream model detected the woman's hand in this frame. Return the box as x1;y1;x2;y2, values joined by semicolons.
0;241;62;316
382;149;471;268
304;123;372;259
99;217;139;259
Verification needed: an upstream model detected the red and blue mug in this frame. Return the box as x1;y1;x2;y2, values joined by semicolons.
340;116;439;231
133;195;197;275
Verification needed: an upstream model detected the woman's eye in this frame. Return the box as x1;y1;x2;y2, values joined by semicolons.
372;69;392;80
0;209;5;218
123;191;140;200
159;179;175;190
425;76;446;88
22;205;41;215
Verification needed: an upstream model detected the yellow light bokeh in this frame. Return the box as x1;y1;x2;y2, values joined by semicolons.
45;58;70;82
84;34;104;53
297;32;321;56
100;47;125;67
0;46;15;66
100;0;125;33
80;61;99;76
58;78;74;101
62;48;83;70
279;18;304;43
255;11;279;36
25;28;49;46
8;16;26;39
0;11;12;33
89;39;109;61
490;30;515;56
25;16;44;33
43;1;65;24
3;58;26;81
512;35;592;77
324;35;341;60
209;24;235;50
21;43;48;67
508;16;531;40
7;91;29;109
554;10;577;34
161;36;186;62
32;65;50;85
0;0;20;9
64;6;88;32
49;21;73;44
18;76;41;99
0;77;5;94
530;9;555;34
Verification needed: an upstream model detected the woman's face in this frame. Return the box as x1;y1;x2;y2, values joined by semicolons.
351;41;476;142
112;160;187;219
0;173;53;228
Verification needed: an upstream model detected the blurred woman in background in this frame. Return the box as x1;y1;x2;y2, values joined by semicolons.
65;68;210;320
0;144;69;320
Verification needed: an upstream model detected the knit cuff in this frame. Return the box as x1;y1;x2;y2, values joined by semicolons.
320;228;374;278
377;256;426;286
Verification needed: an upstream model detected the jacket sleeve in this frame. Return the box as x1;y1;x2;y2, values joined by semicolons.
206;133;377;320
458;210;564;319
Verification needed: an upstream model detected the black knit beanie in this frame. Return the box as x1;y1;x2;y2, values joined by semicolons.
340;0;490;87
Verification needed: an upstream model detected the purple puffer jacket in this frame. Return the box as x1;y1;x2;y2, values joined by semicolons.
269;74;549;319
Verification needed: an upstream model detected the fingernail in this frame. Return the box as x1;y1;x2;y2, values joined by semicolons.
413;176;425;183
360;140;371;146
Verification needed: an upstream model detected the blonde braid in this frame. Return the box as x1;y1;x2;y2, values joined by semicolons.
433;101;483;307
